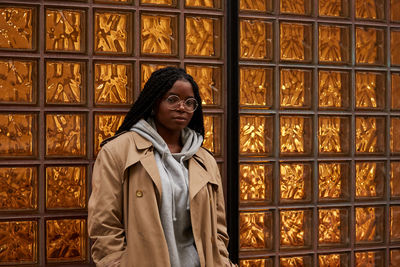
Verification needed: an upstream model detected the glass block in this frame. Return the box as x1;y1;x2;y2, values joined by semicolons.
280;163;311;202
391;206;400;241
355;0;385;20
0;113;36;157
95;0;131;3
392;73;400;110
239;115;273;156
240;19;272;60
319;0;348;17
356;27;385;65
391;249;400;266
280;256;312;267
280;0;311;15
141;63;178;90
318;208;348;247
319;162;350;201
203;114;221;156
391;117;400;154
46;166;86;209
280;69;312;108
46;219;86;262
94;113;125;156
185;16;220;57
355;162;385;199
239;163;272;203
186;65;221;106
355;206;384;244
240;67;273;108
0;59;35;104
355;117;385;154
240;0;272;12
355;72;385;109
94;62;133;105
318;253;349;267
185;0;221;8
391;30;400;65
280;116;312;155
239;211;273;250
319;25;349;63
240;258;273;267
355;251;385;266
319;116;349;155
46;9;84;52
280;23;312;61
0;7;34;50
280;209;312;248
141;14;177;55
318;70;349;109
141;0;174;5
392;0;400;21
0;167;37;210
46;61;85;104
0;221;37;264
45;114;86;157
391;161;400;198
95;11;131;54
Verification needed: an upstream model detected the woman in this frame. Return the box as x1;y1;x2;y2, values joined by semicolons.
88;67;235;267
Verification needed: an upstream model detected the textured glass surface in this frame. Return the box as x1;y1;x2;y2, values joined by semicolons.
280;116;312;154
240;116;272;155
0;7;33;50
0;167;37;210
319;25;348;62
319;0;346;16
355;251;384;266
355;72;385;109
46;61;84;104
355;162;384;199
203;115;221;155
0;60;34;104
0;114;35;157
355;0;384;19
141;63;172;90
239;212;272;249
94;114;125;155
355;117;385;154
391;117;400;153
280;69;311;108
319;70;349;108
46;219;86;261
391;206;400;241
280;257;304;266
46;166;86;209
240;0;269;11
319;254;347;266
95;11;129;53
319;163;348;200
319;117;348;154
280;23;311;61
280;210;311;247
0;221;37;264
391;30;400;65
94;63;132;105
240;164;272;202
185;17;218;57
393;73;400;109
318;208;347;246
240;20;271;60
185;0;217;8
356;27;384;64
240;258;273;267
392;0;400;21
141;14;176;55
391;249;400;266
46;10;82;52
280;0;309;14
355;207;383;243
141;0;173;4
46;114;86;157
186;65;221;106
97;0;130;2
240;67;272;108
391;162;400;197
280;163;309;201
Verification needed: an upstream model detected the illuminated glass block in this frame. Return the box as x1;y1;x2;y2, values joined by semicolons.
391;162;400;198
355;162;385;199
94;62;133;105
203;114;221;156
319;0;348;17
355;251;385;266
355;116;385;154
141;14;177;55
46;166;86;209
185;16;220;57
46;219;86;262
391;249;400;266
391;117;400;154
240;67;273;108
319;253;349;267
95;11;131;54
239;163;272;203
240;258;273;267
319;25;349;63
0;113;36;157
186;65;221;106
239;115;273;156
239;211;272;250
96;0;131;3
318;70;349;109
280;23;312;61
319;162;349;201
392;0;400;21
280;163;311;202
280;0;311;15
355;207;384;244
318;208;348;247
280;116;312;155
45;113;86;157
46;9;84;52
240;19;272;60
356;0;384;20
280;209;312;248
391;206;400;242
0;221;37;264
355;72;385;109
94;113;125;156
185;0;221;8
318;116;349;154
392;73;400;109
0;7;34;50
280;69;312;108
356;27;385;65
240;0;272;12
392;30;400;65
141;0;174;5
280;256;312;267
140;63;178;90
0;167;37;210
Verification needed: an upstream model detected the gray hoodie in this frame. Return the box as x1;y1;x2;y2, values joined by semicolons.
131;118;203;267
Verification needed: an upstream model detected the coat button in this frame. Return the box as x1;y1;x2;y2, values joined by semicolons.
136;190;143;197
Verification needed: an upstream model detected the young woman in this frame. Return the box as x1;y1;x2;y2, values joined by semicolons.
88;67;235;267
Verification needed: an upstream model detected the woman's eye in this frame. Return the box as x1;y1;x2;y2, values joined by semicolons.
167;96;179;104
186;99;196;107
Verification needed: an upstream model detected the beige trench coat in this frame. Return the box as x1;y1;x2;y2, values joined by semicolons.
88;131;235;267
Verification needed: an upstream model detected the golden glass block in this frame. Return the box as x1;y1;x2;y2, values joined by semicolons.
240;67;273;108
319;254;347;267
391;117;400;153
280;257;304;267
280;23;311;61
96;0;131;3
141;0;173;5
0;60;35;104
319;117;348;154
280;0;310;14
0;221;37;264
280;116;312;155
240;116;273;155
356;162;384;199
203;115;221;155
355;72;385;109
391;206;400;241
280;163;309;201
94;114;125;155
0;113;35;157
46;114;86;157
46;61;84;104
240;0;271;12
0;167;37;210
355;207;384;243
355;117;385;154
0;7;34;50
355;251;384;266
95;11;130;54
186;17;219;57
280;210;311;248
280;69;311;108
319;0;347;16
319;25;349;63
186;65;221;106
391;30;400;65
46;166;86;209
392;0;400;21
141;63;175;90
46;9;83;52
186;0;220;8
319;163;349;200
46;219;86;261
392;73;400;109
318;208;347;245
94;63;132;105
239;211;272;249
240;258;273;267
356;27;384;65
391;162;400;197
141;14;177;55
391;249;400;266
319;70;349;108
355;0;384;20
240;20;272;60
240;164;272;202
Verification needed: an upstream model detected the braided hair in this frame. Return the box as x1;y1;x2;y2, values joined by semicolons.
115;67;205;137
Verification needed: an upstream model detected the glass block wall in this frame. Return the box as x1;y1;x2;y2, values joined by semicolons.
238;0;400;266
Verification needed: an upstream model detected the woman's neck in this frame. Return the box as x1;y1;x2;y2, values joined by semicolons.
154;122;182;153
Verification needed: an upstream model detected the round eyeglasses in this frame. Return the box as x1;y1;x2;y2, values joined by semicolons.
164;95;198;113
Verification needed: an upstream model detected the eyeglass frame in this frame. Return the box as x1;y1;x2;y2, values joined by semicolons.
163;95;199;113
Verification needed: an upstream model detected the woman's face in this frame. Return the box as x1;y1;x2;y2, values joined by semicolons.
153;79;195;135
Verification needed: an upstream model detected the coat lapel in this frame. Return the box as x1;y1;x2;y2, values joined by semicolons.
189;155;218;200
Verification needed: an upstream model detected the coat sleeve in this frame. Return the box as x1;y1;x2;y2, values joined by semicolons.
88;146;126;267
